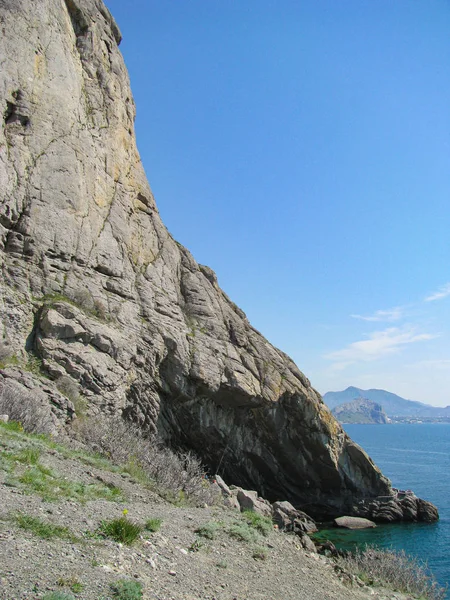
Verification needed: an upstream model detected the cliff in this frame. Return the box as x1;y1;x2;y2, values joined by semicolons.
0;0;436;521
332;399;389;424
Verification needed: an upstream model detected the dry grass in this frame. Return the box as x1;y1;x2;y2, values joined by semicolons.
336;545;447;600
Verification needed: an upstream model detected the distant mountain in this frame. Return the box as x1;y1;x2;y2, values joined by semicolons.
332;399;388;424
323;387;450;418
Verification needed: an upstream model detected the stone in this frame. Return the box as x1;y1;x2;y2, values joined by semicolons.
0;0;438;522
315;540;337;557
417;499;439;522
236;489;272;517
334;516;376;529
352;491;439;524
297;531;317;553
272;501;317;533
214;475;232;497
0;415;9;423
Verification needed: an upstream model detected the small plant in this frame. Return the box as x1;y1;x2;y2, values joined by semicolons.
0;420;24;432
252;546;268;560
99;515;142;545
189;538;204;552
123;458;150;484
227;521;259;543
15;513;76;541
42;593;75;600
195;521;220;540
110;578;143;600
243;510;273;536
25;353;44;375
57;576;83;594
13;446;41;464
216;559;227;569
17;463;122;503
144;517;162;532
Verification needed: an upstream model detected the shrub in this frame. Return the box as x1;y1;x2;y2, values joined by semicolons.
56;375;79;403
99;516;142;545
336;546;446;600
242;510;272;536
252;546;268;560
74;416;220;505
195;521;220;540
56;374;88;418
24;353;44;376
0;380;53;434
227;521;258;543
144;517;162;532
111;579;143;600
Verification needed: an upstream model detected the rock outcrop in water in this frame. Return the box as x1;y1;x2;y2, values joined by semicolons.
0;0;437;521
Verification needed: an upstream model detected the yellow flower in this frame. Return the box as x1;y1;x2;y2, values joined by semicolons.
122;509;128;516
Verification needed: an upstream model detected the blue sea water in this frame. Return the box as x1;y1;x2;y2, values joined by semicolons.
317;424;450;593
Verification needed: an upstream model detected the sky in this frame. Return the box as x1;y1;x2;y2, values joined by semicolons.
104;0;450;406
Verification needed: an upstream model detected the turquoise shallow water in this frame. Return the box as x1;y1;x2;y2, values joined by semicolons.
316;424;450;593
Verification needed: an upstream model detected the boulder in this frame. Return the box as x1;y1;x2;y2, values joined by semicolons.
334;516;376;529
272;501;317;533
417;499;439;522
297;531;317;553
236;489;272;517
315;539;338;557
214;475;232;497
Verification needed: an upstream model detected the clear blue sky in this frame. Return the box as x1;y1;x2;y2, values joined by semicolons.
104;0;450;406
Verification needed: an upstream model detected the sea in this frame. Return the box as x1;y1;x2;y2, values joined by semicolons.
314;424;450;594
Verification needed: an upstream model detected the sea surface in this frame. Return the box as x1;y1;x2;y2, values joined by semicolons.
315;424;450;593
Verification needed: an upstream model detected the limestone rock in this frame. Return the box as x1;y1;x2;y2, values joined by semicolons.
297;531;317;553
215;475;232;497
0;0;438;521
334;516;376;529
353;491;439;523
417;498;439;522
272;501;317;533
236;489;272;517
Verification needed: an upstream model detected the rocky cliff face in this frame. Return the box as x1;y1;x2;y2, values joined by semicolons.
0;0;431;519
332;399;389;425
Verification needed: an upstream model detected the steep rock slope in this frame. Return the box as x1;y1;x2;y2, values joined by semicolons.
0;0;420;518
